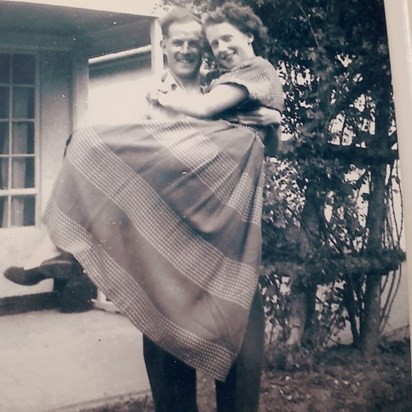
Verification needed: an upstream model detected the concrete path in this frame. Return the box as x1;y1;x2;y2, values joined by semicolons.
0;309;150;412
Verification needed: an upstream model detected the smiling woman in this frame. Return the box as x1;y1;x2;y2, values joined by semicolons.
206;23;255;70
204;3;270;61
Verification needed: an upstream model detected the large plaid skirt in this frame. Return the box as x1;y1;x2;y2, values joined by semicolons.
43;118;265;380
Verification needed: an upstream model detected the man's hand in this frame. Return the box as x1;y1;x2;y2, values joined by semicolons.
264;124;282;157
236;107;283;157
236;107;281;127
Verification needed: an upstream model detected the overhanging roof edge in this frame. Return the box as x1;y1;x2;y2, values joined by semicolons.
0;0;162;18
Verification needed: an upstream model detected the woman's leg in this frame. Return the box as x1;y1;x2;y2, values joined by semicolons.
143;336;198;412
215;290;265;412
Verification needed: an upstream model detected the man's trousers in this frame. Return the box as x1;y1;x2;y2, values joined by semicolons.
143;290;265;412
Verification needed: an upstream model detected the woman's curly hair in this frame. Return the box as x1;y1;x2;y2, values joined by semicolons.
203;2;269;58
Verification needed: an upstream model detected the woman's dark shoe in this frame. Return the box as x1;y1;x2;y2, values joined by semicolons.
4;266;46;285
4;253;80;286
4;252;96;313
39;253;80;280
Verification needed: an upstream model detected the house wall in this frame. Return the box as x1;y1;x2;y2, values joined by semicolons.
39;50;73;211
88;51;153;124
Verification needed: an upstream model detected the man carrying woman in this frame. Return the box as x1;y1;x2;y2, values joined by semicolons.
5;3;284;411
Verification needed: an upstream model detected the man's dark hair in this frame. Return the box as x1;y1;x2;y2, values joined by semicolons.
159;8;202;38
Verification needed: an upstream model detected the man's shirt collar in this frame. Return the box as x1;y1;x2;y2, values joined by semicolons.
160;71;205;93
160;71;179;92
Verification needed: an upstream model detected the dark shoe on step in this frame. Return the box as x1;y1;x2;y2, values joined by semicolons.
4;266;46;286
4;253;81;286
39;253;81;280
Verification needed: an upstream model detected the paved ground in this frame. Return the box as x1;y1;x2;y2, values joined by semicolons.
0;309;150;412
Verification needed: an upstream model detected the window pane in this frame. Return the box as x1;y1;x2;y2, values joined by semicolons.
0;54;10;83
13;87;34;118
11;157;34;188
0;53;37;229
12;54;35;84
0;87;9;118
11;195;35;226
0;196;8;228
12;122;34;154
0;123;9;154
0;158;9;189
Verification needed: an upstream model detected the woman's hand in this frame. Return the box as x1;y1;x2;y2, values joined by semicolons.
156;90;181;109
146;91;178;110
236;107;281;127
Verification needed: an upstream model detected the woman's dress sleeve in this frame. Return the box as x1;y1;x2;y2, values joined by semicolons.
211;57;284;112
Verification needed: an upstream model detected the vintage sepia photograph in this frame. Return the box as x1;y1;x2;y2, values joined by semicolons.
0;0;411;411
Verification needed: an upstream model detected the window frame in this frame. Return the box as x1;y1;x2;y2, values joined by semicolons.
0;50;40;228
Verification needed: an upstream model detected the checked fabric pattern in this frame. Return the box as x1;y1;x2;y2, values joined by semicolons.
43;57;284;380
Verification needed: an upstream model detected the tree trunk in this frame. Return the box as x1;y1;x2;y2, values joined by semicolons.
286;184;321;347
360;163;386;353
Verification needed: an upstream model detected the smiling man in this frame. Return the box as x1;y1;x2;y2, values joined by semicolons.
160;13;204;90
141;7;279;412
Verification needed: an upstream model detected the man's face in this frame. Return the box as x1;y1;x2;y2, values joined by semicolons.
162;20;204;82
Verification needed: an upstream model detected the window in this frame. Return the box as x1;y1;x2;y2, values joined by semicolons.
0;53;37;227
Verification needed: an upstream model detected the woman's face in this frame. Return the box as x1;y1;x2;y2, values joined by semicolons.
205;22;255;70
